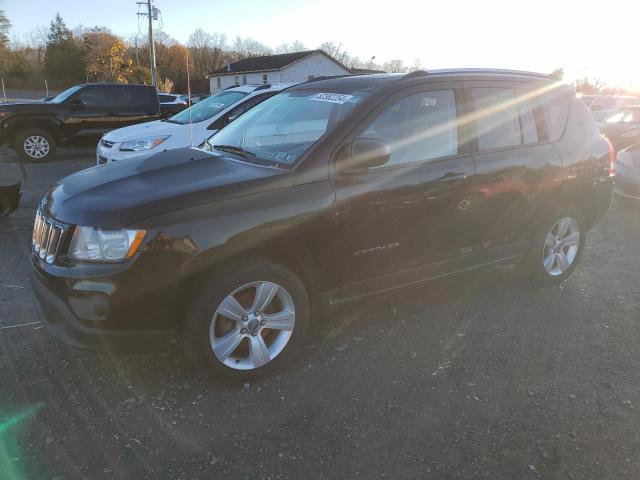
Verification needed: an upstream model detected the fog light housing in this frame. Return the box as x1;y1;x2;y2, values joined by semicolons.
68;294;110;322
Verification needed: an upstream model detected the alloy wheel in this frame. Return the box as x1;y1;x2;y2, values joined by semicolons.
209;281;296;370
542;217;580;276
23;135;50;159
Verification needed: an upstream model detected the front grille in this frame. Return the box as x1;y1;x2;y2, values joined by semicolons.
100;139;115;149
32;211;67;264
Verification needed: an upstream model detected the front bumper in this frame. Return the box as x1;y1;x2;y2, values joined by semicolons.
29;256;178;353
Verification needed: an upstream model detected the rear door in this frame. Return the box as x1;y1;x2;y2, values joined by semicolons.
463;80;563;264
331;82;477;296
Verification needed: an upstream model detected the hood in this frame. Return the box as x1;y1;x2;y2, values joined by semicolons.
103;119;202;142
0;100;56;112
44;148;290;227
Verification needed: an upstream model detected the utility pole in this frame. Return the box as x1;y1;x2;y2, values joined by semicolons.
137;0;158;86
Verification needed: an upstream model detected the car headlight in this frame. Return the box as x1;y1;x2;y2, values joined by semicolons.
119;136;169;152
68;227;146;261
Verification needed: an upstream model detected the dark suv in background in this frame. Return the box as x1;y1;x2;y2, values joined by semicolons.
0;83;160;162
29;70;613;379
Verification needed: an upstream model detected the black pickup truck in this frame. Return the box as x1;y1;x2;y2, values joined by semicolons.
0;83;160;162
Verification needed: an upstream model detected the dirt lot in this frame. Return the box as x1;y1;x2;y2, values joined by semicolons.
1;148;640;480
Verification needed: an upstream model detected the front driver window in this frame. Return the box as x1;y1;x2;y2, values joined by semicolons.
360;90;459;168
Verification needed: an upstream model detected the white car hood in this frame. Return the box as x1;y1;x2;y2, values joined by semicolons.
103;120;203;143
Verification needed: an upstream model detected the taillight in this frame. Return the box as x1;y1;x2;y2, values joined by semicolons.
604;136;615;176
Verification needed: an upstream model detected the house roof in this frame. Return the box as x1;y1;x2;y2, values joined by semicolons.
207;50;345;77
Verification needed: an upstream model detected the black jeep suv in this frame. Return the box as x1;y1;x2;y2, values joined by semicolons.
0;83;160;162
29;70;613;378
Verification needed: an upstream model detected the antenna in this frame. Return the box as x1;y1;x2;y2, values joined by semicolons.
186;50;193;147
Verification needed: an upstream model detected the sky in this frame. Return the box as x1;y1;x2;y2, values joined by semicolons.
2;0;639;88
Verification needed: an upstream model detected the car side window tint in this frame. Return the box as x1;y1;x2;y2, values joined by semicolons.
158;94;173;103
471;87;521;151
117;86;154;108
228;93;274;119
516;90;538;144
538;89;570;142
361;90;458;168
75;86;116;108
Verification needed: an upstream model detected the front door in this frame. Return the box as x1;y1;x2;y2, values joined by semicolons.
63;85;121;144
331;83;476;300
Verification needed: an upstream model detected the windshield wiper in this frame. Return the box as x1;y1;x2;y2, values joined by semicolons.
213;144;256;159
162;118;182;124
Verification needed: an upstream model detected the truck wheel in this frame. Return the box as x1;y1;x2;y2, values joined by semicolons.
182;259;310;379
525;205;586;286
14;128;57;162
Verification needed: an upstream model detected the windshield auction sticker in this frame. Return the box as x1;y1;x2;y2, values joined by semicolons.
310;93;354;104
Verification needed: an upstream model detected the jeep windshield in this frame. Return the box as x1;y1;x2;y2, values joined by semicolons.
168;90;248;124
209;89;368;167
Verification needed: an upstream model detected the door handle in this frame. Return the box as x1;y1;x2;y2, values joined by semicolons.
435;173;470;186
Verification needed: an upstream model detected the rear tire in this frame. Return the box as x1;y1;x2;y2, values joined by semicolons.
14;128;57;162
524;205;586;286
182;259;310;380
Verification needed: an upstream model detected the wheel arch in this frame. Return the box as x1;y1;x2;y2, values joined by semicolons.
9;119;62;146
179;237;327;328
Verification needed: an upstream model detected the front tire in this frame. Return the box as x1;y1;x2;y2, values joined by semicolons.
14;128;57;162
182;259;310;379
525;205;586;286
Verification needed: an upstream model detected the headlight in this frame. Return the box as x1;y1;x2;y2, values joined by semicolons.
119;136;169;152
68;227;146;261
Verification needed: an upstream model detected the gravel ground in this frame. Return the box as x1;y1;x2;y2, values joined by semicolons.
1;148;640;480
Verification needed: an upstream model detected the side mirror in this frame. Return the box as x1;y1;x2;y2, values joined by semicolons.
69;98;86;110
340;138;391;174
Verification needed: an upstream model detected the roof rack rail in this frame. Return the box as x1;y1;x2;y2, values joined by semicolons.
424;68;552;79
402;70;429;79
254;84;272;91
303;74;354;84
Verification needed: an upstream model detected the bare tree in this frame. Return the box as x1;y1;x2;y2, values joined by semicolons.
274;41;307;54
382;59;407;73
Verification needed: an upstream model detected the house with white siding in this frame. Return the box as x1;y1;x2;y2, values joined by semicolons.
207;50;351;93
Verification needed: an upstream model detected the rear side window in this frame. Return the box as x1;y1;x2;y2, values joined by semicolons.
471;88;521;151
538;89;570;142
516;90;539;145
116;86;156;108
74;86;118;108
158;94;174;103
362;89;459;168
228;93;275;119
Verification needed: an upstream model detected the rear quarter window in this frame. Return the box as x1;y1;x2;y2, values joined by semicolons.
539;89;571;142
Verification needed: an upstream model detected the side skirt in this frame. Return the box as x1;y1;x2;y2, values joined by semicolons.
325;242;528;306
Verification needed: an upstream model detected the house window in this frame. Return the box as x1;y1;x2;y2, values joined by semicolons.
216;78;221;90
262;74;268;84
243;75;247;85
234;76;240;86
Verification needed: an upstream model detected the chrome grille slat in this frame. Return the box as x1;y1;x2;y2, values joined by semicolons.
32;210;66;264
39;221;52;259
